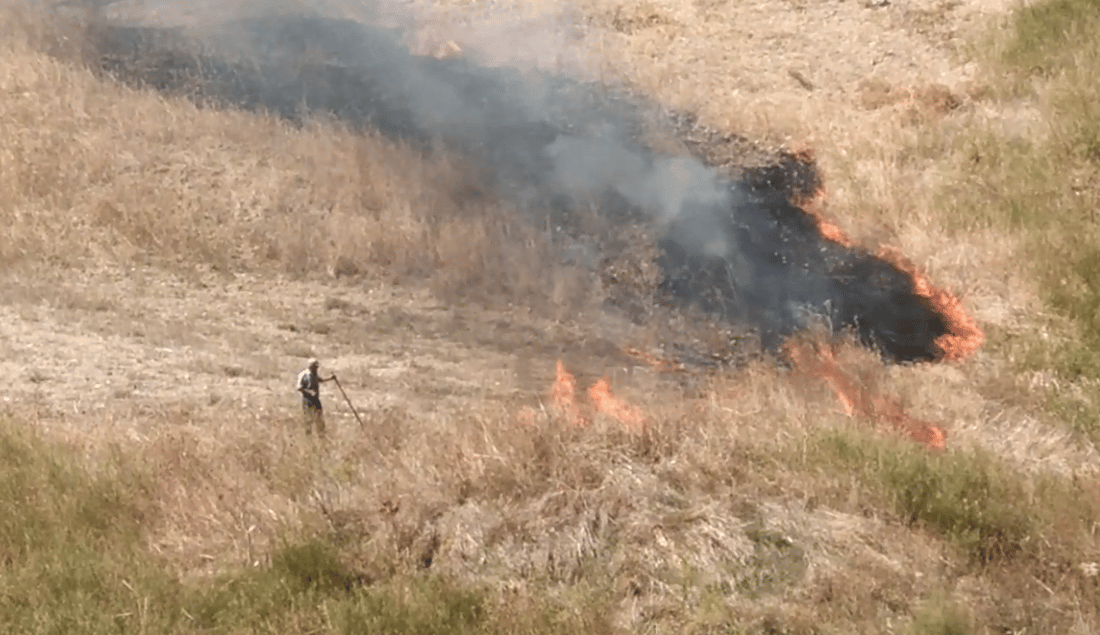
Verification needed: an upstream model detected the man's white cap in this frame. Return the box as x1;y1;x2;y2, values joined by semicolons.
308;358;320;368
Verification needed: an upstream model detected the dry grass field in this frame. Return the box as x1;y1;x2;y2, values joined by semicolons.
2;0;1100;633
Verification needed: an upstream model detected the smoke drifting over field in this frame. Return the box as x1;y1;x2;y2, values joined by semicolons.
76;2;966;362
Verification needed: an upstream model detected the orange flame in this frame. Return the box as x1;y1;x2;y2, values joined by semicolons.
876;247;985;361
786;339;947;451
794;178;983;362
588;378;646;432
802;200;854;248
550;360;586;427
547;361;646;432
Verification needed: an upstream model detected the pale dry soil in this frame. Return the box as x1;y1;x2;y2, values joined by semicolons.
0;264;669;428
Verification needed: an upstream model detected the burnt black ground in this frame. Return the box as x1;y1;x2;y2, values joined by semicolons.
68;12;948;363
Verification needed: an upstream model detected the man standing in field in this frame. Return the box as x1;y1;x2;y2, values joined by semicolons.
298;358;335;437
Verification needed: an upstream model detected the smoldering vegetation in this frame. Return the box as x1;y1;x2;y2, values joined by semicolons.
60;4;949;362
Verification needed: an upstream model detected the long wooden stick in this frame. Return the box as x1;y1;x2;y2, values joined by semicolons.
331;375;365;429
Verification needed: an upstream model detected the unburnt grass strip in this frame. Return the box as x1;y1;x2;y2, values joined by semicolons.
794;424;1100;633
936;0;1100;443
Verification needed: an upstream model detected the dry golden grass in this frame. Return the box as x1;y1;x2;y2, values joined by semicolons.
34;354;963;631
0;2;608;321
3;0;1100;633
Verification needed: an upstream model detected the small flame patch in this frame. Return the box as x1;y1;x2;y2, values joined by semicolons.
548;361;647;432
785;339;947;451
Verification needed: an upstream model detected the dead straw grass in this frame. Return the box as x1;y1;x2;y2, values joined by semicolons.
34;355;963;633
3;1;1100;633
0;3;606;322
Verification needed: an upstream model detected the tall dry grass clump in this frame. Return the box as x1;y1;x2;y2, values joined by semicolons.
32;352;966;634
0;1;609;319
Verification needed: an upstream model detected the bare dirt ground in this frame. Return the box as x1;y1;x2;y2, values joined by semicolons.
0;263;667;428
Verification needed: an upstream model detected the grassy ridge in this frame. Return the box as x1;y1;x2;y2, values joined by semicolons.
0;426;174;633
795;424;1099;633
802;427;1097;566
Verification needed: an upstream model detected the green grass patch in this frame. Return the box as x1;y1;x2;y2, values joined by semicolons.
189;559;490;635
906;593;974;635
1001;0;1100;80
800;427;1096;567
939;0;1100;438
807;429;1031;563
0;423;181;634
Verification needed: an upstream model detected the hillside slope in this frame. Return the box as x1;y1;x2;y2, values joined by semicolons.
2;0;1099;633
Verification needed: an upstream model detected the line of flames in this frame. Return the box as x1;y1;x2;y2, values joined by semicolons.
785;150;979;450
402;43;959;449
580;152;977;451
784;338;947;450
528;162;974;451
791;165;985;362
537;360;647;433
516;155;975;452
536;353;946;451
380;33;966;449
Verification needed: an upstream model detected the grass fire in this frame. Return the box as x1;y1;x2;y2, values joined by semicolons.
77;9;982;367
3;0;1100;633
